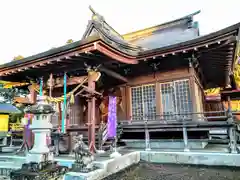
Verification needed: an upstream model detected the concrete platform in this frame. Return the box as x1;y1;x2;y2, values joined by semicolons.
0;150;140;180
64;151;140;180
0;146;240;179
140;150;240;167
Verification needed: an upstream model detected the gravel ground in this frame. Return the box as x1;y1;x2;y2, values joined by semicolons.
104;162;240;180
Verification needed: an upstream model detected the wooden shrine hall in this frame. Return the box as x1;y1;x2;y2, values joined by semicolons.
0;7;240;151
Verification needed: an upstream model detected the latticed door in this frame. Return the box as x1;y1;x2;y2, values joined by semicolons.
131;84;156;120
174;79;192;119
160;82;177;120
160;79;192;120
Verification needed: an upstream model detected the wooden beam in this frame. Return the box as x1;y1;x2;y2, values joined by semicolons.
38;63;86;75
14;97;34;105
32;76;87;89
52;76;87;88
82;85;102;96
99;66;128;83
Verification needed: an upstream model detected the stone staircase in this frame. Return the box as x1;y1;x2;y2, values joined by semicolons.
68;123;123;151
82;134;114;151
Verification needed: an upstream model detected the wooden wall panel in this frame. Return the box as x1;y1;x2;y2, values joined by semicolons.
119;86;127;120
119;68;192;121
69;96;84;125
127;68;190;86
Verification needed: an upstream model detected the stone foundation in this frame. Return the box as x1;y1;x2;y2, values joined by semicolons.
140;151;240;167
123;139;208;149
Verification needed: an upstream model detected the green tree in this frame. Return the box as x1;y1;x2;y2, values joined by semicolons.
66;39;74;44
13;55;24;61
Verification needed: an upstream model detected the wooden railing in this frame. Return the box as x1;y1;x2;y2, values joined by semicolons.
120;110;240;153
126;110;240;122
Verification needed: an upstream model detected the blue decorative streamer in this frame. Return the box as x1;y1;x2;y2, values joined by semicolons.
62;72;67;133
39;77;43;96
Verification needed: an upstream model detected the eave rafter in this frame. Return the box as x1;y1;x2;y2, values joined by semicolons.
0;41;138;77
137;34;237;61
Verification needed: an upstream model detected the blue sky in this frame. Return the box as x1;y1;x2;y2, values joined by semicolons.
0;0;239;64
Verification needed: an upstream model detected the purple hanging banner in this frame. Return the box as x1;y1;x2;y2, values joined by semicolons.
107;96;117;138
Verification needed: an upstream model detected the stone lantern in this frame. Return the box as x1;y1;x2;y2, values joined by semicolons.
24;96;54;163
10;96;69;179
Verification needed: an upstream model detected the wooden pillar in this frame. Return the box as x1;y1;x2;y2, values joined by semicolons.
156;83;162;120
189;67;197;120
126;86;132;120
120;86;127;120
87;70;99;152
58;102;62;129
26;85;37;148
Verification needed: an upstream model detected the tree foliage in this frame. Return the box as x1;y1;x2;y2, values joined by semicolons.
66;39;74;44
13;55;24;61
0;87;28;104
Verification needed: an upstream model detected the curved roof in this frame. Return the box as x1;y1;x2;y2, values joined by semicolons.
0;8;239;88
138;22;240;57
0;103;21;114
123;11;200;49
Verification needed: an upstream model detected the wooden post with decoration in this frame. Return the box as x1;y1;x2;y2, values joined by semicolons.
87;69;101;152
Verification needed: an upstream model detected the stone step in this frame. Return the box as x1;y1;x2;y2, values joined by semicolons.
1;146;21;153
11;139;23;142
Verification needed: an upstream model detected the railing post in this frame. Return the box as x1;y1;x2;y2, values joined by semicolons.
144;119;151;151
98;123;103;151
183;127;190;152
182;115;190;152
229;126;238;154
227;95;238;154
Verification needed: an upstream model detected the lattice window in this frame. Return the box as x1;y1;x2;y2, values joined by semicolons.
160;79;192;120
131;84;156;120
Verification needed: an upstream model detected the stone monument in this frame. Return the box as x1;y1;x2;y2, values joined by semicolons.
71;134;97;173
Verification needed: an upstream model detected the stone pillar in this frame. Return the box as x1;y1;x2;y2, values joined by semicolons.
25;97;55;163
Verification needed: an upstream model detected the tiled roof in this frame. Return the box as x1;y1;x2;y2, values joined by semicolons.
0;103;21;114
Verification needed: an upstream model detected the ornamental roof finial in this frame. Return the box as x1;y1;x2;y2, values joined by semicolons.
89;5;105;22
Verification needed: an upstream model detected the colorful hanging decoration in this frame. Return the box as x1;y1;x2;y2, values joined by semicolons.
23;113;33;147
30;77;88;103
204;87;221;97
107;96;117;138
233;42;240;87
0;80;29;88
